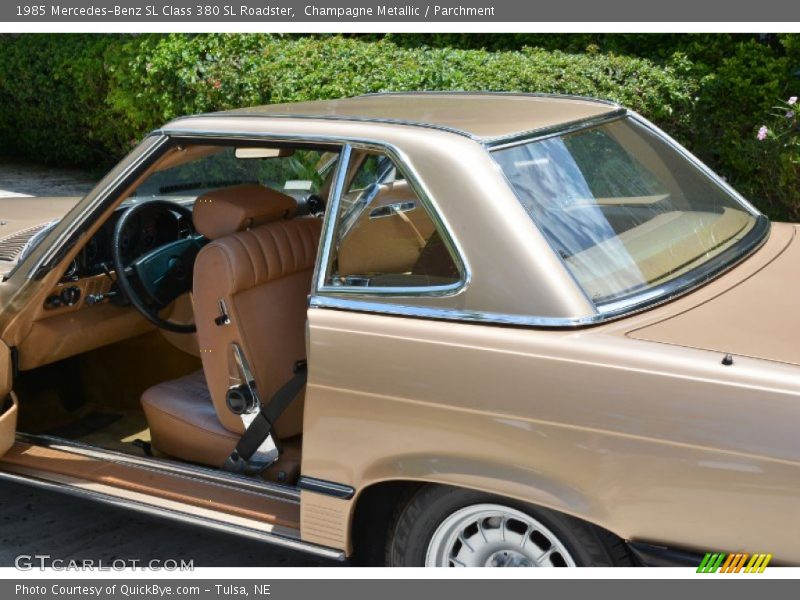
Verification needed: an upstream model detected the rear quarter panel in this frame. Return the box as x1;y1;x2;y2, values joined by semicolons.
303;308;800;562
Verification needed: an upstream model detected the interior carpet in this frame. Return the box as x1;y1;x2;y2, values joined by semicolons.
76;409;152;456
45;411;123;439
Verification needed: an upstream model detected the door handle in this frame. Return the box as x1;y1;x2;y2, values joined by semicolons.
369;201;417;219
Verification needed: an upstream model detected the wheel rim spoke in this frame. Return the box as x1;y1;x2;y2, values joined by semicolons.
520;524;534;548
477;519;489;544
535;547;555;566
458;531;474;553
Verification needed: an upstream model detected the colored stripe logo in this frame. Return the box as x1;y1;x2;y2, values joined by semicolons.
697;552;772;573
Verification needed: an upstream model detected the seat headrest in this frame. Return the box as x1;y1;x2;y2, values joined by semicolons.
193;184;297;240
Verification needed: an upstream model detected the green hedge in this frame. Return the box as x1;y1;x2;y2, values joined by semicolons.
105;34;696;156
0;33;797;220
0;34;697;162
0;35;122;167
360;33;795;63
688;40;797;219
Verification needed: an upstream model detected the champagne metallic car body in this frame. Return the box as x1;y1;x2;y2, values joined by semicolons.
0;93;796;566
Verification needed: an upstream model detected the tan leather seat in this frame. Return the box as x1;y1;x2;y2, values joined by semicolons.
141;184;322;468
141;370;239;465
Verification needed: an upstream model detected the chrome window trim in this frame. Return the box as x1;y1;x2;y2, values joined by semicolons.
313;143;353;293
309;219;768;329
311;141;469;298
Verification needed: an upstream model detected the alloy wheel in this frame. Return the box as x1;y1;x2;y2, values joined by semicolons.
425;503;577;567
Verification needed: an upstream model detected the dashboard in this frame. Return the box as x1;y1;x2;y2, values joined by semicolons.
19;199;201;369
63;201;190;281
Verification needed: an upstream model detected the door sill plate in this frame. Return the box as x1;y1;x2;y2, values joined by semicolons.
0;439;344;561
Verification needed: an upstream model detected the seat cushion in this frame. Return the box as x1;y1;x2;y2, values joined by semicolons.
141;370;238;467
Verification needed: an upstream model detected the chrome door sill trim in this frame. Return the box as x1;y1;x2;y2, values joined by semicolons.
17;432;299;503
298;476;355;500
0;469;345;561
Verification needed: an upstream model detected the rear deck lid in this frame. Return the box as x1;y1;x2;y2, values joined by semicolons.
628;225;800;366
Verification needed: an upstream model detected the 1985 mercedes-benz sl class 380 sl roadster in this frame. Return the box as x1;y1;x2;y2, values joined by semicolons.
0;92;796;567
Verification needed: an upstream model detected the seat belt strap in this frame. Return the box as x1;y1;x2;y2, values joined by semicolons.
223;360;307;473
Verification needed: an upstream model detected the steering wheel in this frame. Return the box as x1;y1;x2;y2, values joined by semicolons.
112;200;203;334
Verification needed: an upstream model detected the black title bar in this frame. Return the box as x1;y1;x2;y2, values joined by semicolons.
3;0;800;22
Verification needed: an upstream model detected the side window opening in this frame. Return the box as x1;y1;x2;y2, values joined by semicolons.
325;151;460;290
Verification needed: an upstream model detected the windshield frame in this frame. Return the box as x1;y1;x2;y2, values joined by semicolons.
489;111;770;318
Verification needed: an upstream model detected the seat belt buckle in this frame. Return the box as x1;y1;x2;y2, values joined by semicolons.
223;449;248;474
293;359;308;374
223;445;279;475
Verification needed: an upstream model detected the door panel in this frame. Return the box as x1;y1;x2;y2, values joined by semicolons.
0;342;17;456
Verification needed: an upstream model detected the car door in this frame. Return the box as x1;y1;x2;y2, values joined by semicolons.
0;341;18;456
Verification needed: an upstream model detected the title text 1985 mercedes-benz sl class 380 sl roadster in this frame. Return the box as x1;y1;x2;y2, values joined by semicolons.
0;92;795;567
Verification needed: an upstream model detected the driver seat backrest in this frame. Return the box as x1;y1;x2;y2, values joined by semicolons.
191;184;322;439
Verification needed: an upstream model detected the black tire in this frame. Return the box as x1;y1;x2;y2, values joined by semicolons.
386;485;635;567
